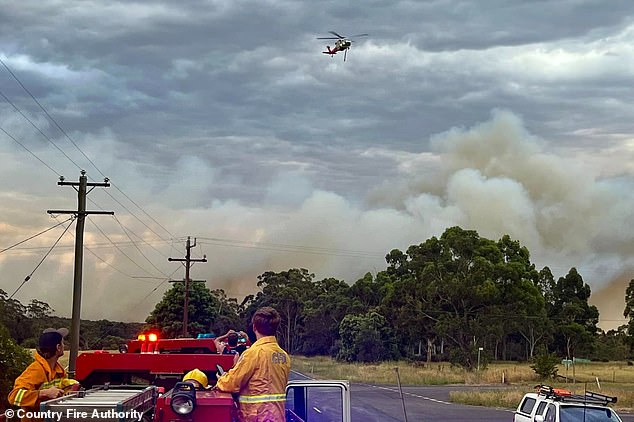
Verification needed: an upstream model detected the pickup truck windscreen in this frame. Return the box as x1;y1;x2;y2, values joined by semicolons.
560;406;621;422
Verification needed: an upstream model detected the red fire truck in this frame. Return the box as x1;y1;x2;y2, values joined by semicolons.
67;333;351;422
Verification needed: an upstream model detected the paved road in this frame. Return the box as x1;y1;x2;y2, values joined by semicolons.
348;384;634;422
291;371;634;421
349;384;512;421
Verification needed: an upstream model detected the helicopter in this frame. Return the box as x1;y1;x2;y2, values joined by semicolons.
317;31;368;61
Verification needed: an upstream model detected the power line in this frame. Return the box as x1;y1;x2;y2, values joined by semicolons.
86;218;164;279
0;216;74;254
197;237;385;259
9;217;75;299
0;125;62;176
110;215;172;260
139;267;182;304
53;217;163;283
90;192;178;252
0;88;84;170
113;215;169;278
4;239;173;252
0;57;176;249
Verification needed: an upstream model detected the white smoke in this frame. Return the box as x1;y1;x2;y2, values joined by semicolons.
1;110;632;330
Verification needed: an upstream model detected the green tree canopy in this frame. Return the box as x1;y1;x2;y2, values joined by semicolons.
243;268;316;353
337;311;395;363
550;268;599;358
146;282;230;338
624;278;634;352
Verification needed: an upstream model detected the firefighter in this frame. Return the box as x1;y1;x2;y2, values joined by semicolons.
214;330;248;365
215;307;290;422
8;328;78;422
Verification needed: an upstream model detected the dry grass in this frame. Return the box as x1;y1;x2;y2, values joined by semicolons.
292;356;544;385
292;356;466;384
449;388;525;408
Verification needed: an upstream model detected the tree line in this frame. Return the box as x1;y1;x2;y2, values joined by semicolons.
2;225;632;409
1;225;631;370
0;290;143;350
147;226;633;369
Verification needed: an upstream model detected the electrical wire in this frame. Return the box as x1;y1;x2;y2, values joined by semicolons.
87;218;162;279
0;216;74;254
0;88;174;273
0;57;177;251
0;88;84;169
4;239;173;252
197;237;384;259
113;215;169;277
9;217;75;299
0;125;62;177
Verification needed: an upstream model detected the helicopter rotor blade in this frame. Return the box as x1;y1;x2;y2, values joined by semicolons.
344;49;347;62
317;37;340;40
349;33;369;38
329;31;345;39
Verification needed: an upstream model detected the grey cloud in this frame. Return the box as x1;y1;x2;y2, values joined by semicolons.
0;1;633;328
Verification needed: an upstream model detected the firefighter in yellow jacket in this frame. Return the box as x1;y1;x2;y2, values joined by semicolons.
216;307;290;422
8;328;78;422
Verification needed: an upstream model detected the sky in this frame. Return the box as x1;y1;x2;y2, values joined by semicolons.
0;0;633;330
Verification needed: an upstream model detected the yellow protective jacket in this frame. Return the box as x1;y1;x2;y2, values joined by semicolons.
216;336;290;422
7;352;77;422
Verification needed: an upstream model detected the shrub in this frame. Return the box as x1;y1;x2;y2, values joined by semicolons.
0;323;33;411
530;353;560;379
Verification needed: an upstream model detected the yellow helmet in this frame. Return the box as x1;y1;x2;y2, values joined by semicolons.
182;369;208;388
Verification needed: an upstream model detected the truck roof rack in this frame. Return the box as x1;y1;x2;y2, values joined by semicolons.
535;385;617;406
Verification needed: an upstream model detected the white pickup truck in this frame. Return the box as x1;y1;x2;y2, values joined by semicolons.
514;385;623;422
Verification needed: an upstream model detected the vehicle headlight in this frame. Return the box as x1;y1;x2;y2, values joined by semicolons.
170;382;197;415
171;395;195;415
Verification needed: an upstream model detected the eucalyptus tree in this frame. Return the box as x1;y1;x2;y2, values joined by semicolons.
550;268;599;358
337;311;395;363
246;268;316;354
493;235;543;360
301;277;352;356
146;282;225;338
377;227;547;368
623;278;634;352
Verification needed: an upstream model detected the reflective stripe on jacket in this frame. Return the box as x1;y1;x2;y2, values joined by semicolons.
216;336;290;422
7;352;76;422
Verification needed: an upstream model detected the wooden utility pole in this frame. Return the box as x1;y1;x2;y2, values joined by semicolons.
47;170;113;378
168;236;207;337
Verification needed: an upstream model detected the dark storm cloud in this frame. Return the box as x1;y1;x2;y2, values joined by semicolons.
1;1;633;325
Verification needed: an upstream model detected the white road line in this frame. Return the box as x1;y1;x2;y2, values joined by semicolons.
369;384;452;405
291;370;313;380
